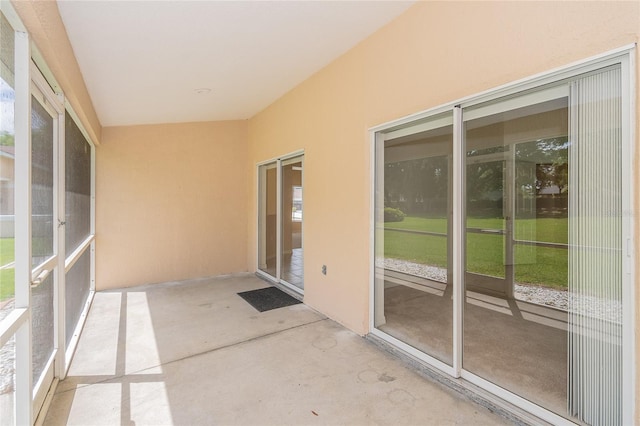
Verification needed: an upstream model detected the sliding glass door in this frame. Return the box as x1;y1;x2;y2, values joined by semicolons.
374;113;454;367
257;154;304;292
280;158;303;289
258;162;277;278
463;88;571;416
373;55;631;425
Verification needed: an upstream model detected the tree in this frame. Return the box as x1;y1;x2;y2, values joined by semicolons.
0;131;14;146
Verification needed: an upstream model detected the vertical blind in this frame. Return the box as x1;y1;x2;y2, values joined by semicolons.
568;66;623;425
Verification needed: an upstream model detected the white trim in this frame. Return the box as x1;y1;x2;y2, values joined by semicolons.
368;131;377;332
461;371;575;426
0;308;28;347
13;25;33;426
62;105;97;378
277;278;303;296
31;44;62;96
0;0;27;32
255;269;278;284
64;235;94;272
31;64;63;115
275;159;282;280
384;113;453;141
63;290;95;377
31;256;57;281
300;155;305;289
369;328;456;377
64;100;98;148
34;378;58;426
30;62;62;421
256;163;263;272
32;350;56;417
256;152;305;293
256;149;305;167
621;49;636;425
462;84;568;122
56;91;66;383
370;103;454;134
90;132;96;293
369;44;636;133
452;106;463;377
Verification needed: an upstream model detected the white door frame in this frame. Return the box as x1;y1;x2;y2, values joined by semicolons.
29;61;65;420
369;45;636;425
256;150;305;295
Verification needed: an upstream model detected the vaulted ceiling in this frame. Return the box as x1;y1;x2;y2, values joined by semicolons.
57;1;414;127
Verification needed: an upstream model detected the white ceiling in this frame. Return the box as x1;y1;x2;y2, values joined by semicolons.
57;1;414;127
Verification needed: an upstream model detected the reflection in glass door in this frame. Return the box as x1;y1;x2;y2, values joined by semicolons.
463;93;571;417
280;157;303;290
374;113;454;367
30;80;61;416
373;60;629;424
258;163;277;278
257;154;304;293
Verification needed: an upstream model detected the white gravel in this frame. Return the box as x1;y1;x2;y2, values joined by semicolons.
379;257;622;323
1;257;623;397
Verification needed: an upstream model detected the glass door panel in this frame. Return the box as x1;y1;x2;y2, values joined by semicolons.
30;90;58;414
258;156;305;293
374;113;454;366
463;94;572;417
280;157;303;289
258;163;277;278
372;59;628;424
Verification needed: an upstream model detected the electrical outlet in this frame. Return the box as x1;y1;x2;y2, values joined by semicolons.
322;265;327;275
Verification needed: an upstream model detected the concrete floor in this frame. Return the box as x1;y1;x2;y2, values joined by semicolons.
381;272;567;417
43;274;509;425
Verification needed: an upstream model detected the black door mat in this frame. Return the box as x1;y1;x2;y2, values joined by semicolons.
237;286;301;312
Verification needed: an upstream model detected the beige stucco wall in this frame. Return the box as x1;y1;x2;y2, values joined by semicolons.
247;1;640;338
96;121;248;289
10;0;640;419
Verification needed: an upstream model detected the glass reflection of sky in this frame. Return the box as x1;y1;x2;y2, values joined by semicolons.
1;77;15;134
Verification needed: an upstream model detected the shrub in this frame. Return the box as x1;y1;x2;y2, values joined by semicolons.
384;207;406;222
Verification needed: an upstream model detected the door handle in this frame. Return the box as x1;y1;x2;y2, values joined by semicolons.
31;269;50;288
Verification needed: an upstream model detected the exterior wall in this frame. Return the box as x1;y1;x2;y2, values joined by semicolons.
247;0;639;345
96;121;248;289
12;0;101;145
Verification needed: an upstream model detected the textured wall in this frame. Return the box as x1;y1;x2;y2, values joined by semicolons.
247;1;640;337
97;121;248;289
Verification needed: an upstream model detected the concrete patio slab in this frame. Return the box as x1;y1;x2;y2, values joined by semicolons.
43;274;509;425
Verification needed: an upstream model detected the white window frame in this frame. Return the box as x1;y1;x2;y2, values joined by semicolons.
369;45;636;425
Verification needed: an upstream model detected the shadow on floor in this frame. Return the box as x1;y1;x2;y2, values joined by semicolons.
44;274;508;425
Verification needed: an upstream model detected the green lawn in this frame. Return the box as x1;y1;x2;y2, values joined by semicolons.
385;216;567;244
0;238;15;265
383;216;568;289
0;268;15;301
0;238;15;301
